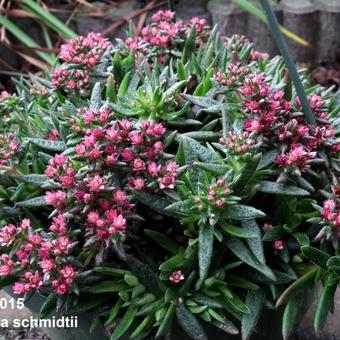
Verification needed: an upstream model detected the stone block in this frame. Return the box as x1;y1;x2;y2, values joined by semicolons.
246;0;282;56
296;288;340;340
317;0;340;63
282;0;320;63
207;0;249;38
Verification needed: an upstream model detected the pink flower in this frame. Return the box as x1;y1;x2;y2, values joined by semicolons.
129;177;145;190
60;265;77;284
40;259;56;273
132;158;146;172
87;211;100;224
152;10;174;22
0;264;13;276
142;122;166;137
24;271;42;289
47;129;59;141
0;224;16;246
20;219;30;230
49;215;67;234
273;240;285;251
106;209;126;234
244;119;264;133
45;190;67;210
263;223;273;231
105;126;121;142
129;132;144;145
28;234;42;246
13;282;29;295
39;241;53;259
169;270;185;283
276;144;316;171
53;236;70;255
0;91;11;101
148;162;161;176
165;161;178;173
121;149;134;162
52;280;70;295
53;154;68;166
86;174;105;192
158;175;176;189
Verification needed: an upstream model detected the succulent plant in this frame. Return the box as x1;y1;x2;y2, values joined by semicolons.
0;10;340;340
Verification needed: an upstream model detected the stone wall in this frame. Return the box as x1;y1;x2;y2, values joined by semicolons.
207;0;340;63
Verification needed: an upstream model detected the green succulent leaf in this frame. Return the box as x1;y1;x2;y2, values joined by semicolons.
241;289;266;340
197;224;214;288
16;196;47;207
301;246;331;269
258;181;310;196
241;219;265;264
222;205;266;220
263;225;287;241
220;222;257;238
314;279;337;331
110;304;138;340
226;238;275;280
82;281;127;293
156;303;176;338
282;291;303;340
29;139;66;152
39;293;57;318
176;304;207;340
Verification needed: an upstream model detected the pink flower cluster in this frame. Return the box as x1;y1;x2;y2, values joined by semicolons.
220;68;340;172
250;50;269;61
125;10;208;60
52;32;110;90
0;133;19;165
321;199;340;227
194;178;233;210
239;74;292;134
219;131;254;154
169;270;185;284
276;144;316;171
52;68;90;90
59;32;110;66
44;113;177;242
215;64;250;87
0;91;11;101
0;218;77;296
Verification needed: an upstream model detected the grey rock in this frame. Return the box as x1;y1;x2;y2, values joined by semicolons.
282;0;320;63
317;0;340;63
208;0;249;38
246;1;282;57
0;290;32;326
296;288;340;340
74;1;141;41
176;0;210;21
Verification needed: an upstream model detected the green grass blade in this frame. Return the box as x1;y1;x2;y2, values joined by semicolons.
20;0;77;40
235;0;310;48
259;0;316;125
0;13;54;65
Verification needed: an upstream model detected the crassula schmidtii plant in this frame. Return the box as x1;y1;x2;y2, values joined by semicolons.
0;9;340;340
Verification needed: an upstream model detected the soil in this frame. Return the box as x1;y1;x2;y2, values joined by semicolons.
0;328;49;340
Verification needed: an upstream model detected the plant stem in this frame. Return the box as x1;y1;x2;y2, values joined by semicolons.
259;0;316;125
221;105;228;139
168;0;175;12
